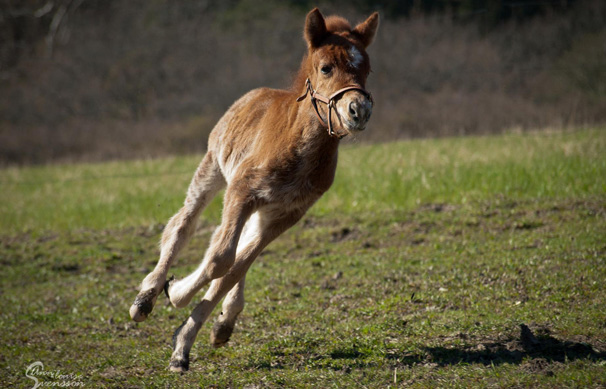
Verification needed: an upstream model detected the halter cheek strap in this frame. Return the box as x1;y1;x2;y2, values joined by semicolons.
296;78;373;139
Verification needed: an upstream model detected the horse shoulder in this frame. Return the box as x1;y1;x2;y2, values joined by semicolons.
209;87;296;183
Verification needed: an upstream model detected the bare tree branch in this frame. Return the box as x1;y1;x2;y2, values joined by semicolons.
34;2;55;18
45;0;84;59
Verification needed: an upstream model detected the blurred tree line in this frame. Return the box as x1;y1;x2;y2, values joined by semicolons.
1;0;604;164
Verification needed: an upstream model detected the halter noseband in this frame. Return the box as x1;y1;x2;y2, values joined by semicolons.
296;78;373;139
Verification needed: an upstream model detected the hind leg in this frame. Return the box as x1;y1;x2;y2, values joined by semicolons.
130;152;225;322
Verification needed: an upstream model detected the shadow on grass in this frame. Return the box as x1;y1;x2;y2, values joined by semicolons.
250;325;606;372
420;324;606;367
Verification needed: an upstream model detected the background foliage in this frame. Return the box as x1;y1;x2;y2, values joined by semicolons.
1;0;605;165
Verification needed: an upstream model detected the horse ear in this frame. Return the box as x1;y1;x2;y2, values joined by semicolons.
304;8;328;49
353;12;379;48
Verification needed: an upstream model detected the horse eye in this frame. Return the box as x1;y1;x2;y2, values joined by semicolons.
320;65;333;75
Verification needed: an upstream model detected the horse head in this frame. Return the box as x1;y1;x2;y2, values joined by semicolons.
300;9;379;137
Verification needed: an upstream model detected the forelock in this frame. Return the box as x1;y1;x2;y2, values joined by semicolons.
325;16;351;33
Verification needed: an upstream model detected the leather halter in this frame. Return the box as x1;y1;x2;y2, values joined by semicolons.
296;78;373;139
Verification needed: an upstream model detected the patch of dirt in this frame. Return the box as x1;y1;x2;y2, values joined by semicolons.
417;203;458;213
521;357;559;376
330;227;359;243
51;263;80;273
512;220;544;230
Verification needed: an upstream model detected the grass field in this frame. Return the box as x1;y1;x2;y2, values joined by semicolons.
1;128;605;387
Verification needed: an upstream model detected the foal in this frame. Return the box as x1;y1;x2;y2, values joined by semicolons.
129;8;379;372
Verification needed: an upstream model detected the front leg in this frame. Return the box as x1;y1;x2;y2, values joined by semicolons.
170;267;255;372
166;186;254;309
130;152;224;322
130;205;199;322
169;300;213;372
170;206;305;371
169;279;232;372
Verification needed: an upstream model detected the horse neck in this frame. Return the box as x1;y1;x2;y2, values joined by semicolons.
283;103;338;191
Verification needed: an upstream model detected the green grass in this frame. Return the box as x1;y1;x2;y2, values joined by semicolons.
1;128;605;387
1;128;604;234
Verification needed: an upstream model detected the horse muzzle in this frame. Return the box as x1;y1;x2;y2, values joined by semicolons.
337;92;373;132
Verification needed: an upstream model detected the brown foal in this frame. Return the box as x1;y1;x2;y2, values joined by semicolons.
129;8;379;372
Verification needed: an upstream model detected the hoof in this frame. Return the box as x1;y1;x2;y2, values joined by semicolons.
210;322;234;348
169;357;189;372
129;289;157;322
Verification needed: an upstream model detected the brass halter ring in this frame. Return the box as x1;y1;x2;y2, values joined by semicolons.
296;78;373;139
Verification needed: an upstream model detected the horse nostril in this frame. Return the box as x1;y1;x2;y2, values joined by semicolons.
349;102;358;121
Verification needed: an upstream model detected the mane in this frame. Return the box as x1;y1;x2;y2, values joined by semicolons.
325;16;352;33
292;54;312;95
